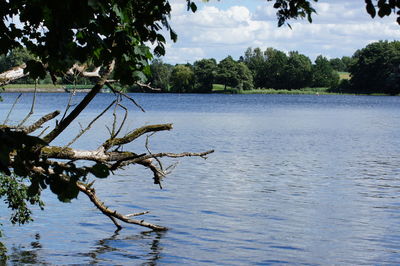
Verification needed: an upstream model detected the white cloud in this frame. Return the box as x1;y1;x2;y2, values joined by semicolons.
162;0;400;64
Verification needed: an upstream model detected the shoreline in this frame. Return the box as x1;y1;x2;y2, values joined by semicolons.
2;87;66;93
1;87;395;96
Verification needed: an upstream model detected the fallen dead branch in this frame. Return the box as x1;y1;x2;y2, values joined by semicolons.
0;63;214;231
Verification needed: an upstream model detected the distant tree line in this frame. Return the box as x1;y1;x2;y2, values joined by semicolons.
1;41;399;95
147;49;344;93
147;40;399;95
148;56;254;93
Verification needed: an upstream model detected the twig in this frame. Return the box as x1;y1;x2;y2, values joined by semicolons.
37;126;50;138
125;211;150;217
3;93;22;124
60;81;77;122
145;132;163;171
114;103;128;138
111;97;121;138
66;100;116;147
105;82;145;112
18;79;38;127
122;150;215;166
136;82;162;92
145;133;166;188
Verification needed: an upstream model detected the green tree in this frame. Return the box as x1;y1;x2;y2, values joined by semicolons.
0;48;35;73
349;40;400;95
242;47;265;88
0;0;198;84
329;58;346;72
262;48;288;89
341;56;354;72
215;56;240;90
149;59;173;92
282;51;312;89
312;55;340;88
0;48;37;84
236;62;254;90
170;64;195;93
215;56;254;91
193;58;217;93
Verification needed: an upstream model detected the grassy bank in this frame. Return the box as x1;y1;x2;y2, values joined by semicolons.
238;87;332;95
3;84;64;89
212;84;334;95
338;72;350;80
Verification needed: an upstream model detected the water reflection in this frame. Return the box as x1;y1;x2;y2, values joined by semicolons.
2;93;400;264
7;233;48;265
78;230;165;265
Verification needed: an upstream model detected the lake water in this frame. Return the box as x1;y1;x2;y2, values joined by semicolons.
1;93;400;265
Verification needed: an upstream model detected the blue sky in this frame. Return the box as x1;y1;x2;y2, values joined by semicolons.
160;0;400;64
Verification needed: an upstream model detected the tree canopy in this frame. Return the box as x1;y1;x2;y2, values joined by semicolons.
349;40;400;95
0;0;199;84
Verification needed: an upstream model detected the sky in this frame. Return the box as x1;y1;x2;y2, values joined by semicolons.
160;0;400;64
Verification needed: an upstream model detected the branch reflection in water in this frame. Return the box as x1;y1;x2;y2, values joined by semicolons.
7;233;47;265
78;230;165;265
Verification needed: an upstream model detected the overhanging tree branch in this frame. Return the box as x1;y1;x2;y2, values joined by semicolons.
0;65;214;230
42;61;115;144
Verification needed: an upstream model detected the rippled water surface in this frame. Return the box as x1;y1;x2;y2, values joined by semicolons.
1;93;400;265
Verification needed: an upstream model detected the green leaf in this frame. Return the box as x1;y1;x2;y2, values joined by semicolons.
90;163;110;178
366;2;376;18
132;70;147;81
170;30;178;42
190;2;197;12
25;60;46;79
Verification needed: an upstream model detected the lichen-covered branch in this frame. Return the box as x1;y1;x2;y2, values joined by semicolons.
25;111;60;134
103;123;173;151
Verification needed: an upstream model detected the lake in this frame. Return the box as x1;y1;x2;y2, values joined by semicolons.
1;93;400;265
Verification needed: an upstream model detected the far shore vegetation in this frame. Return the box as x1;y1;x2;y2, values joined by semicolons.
1;40;399;96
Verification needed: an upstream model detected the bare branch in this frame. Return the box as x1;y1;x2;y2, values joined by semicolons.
18;79;38;127
105;82;145;112
111;97;120;138
146;132;163;171
3;93;22;125
103;123;173;151
123;150;215;166
76;182;167;231
66;64;101;78
60;85;77;122
40;146;140;162
114;104;128;138
37;126;50;138
145;133;165;188
0;64;28;86
43;60;115;144
66;100;116;147
25;110;60;134
125;211;150;217
136;82;162;92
